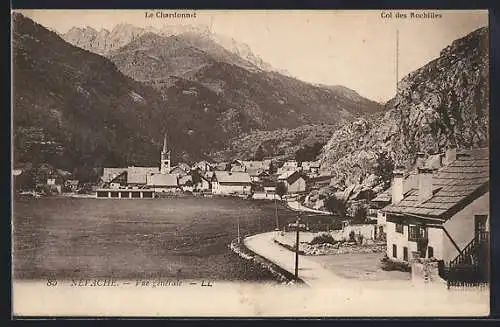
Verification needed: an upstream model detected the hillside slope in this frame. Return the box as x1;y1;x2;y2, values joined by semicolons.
12;14;204;170
106;32;383;131
14;14;384;171
319;27;489;188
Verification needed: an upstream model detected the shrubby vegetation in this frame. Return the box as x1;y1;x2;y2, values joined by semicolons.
310;233;337;245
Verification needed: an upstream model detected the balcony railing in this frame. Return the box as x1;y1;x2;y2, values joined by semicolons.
446;231;489;288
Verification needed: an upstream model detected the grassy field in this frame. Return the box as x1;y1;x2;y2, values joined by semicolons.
13;196;300;281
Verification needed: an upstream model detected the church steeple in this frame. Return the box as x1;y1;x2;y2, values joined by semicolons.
162;134;168;153
160;133;171;174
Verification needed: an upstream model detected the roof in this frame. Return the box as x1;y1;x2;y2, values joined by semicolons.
213;171;251;184
102;168;126;183
301;161;321;168
279;170;306;184
372;173;418;203
384;148;489;219
194;161;213;169
177;163;191;171
247;168;269;177
170;166;189;174
242;160;271;171
179;175;192;185
283;160;299;167
278;170;302;180
147;173;178;187
127;167;160;184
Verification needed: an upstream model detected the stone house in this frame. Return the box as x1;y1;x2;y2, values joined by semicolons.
278;170;307;194
383;148;489;284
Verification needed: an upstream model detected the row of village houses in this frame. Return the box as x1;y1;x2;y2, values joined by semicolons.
96;158;329;198
96;145;490;284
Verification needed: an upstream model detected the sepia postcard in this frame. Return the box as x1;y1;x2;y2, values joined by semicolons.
11;9;490;317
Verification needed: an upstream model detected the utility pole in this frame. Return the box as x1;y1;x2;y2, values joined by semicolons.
274;193;279;231
396;29;399;94
237;215;241;243
294;214;300;280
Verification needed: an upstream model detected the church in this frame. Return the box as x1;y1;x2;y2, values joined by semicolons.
97;134;180;198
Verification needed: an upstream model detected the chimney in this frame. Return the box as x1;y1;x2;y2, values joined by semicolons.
418;167;434;202
444;148;457;166
416;152;426;169
392;167;405;204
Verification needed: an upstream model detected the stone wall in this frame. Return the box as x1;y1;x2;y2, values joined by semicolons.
411;260;446;285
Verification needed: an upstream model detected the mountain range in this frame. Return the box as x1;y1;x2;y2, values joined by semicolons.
63;23;281;73
12;13;383;171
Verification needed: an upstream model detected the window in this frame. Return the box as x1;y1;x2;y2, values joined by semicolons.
395;223;404;234
408;225;419;241
428;246;434;258
403;247;408;261
409;225;427;241
392;244;397;258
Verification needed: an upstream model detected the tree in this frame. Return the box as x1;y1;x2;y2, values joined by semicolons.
253;144;265;161
325;195;347;218
275;181;287;199
374;151;394;188
352;204;368;224
295;142;324;162
15;170;36;191
191;168;202;187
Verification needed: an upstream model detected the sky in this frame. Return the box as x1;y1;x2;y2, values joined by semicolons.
17;9;488;102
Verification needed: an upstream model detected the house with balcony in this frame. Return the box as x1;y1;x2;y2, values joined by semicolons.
371;152;446;237
383;148;489;286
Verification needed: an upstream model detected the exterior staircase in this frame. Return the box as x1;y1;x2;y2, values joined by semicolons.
446;231;489;288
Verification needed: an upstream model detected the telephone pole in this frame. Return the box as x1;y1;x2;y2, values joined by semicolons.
294;214;300;280
274;194;279;231
237;215;241;243
396;29;399;94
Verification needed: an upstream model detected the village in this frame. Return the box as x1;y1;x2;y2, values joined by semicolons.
13;130;490;290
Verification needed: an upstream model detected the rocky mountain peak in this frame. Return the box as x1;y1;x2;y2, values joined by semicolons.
319;26;489;193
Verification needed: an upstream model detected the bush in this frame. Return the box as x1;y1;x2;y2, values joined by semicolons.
380;255;411;272
309;233;337;245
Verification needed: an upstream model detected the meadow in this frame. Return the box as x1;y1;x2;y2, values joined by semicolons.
13;196;299;281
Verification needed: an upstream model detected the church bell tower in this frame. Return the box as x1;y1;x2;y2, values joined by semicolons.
160;133;171;174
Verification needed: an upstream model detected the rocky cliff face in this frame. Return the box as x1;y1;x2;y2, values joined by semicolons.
319;27;489;190
63;24;273;72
